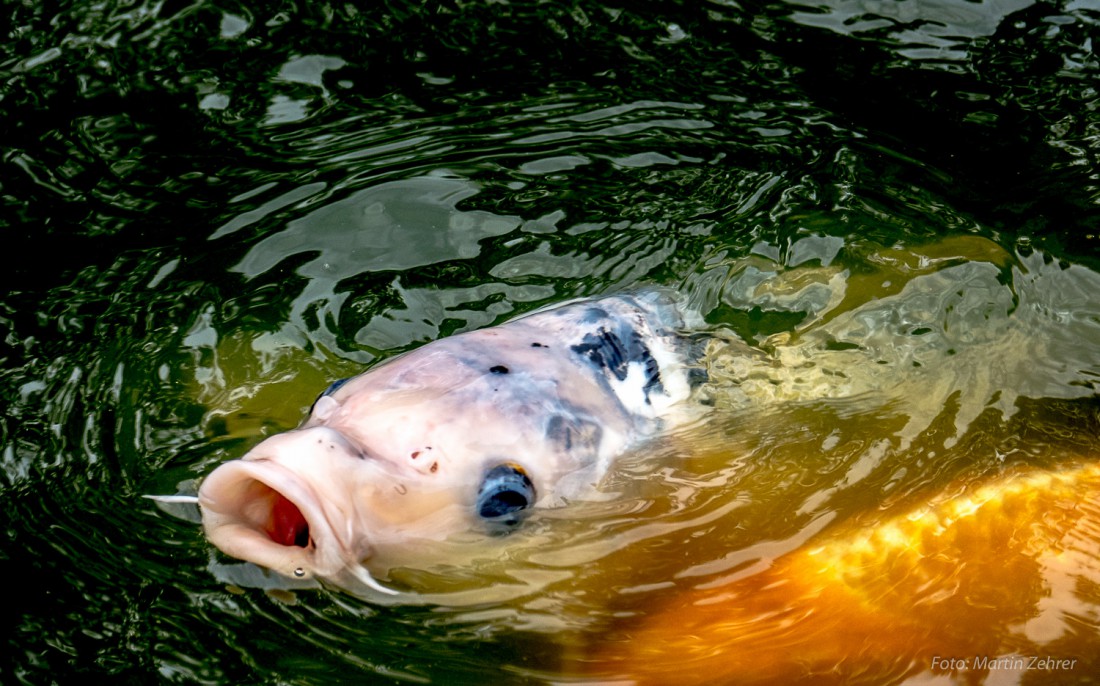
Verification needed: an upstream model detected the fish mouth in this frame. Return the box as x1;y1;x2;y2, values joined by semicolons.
197;458;397;595
198;459;330;573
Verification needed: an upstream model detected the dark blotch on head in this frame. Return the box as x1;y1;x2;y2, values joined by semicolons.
490;365;509;374
531;342;545;348
546;414;603;453
571;326;665;401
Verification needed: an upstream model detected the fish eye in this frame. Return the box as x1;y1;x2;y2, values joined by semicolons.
476;463;536;523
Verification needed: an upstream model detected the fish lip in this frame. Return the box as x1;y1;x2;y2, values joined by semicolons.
198;457;346;577
246;458;340;545
198;455;400;596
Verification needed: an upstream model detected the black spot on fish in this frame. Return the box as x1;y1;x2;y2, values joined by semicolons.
489;365;509;374
531;342;545;348
572;328;624;379
545;414;602;453
571;326;664;401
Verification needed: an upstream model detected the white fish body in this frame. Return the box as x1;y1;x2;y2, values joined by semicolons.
197;291;699;595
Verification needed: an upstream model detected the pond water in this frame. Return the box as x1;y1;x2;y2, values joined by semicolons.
2;1;1099;684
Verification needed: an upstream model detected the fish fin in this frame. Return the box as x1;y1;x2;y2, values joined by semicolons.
351;566;400;595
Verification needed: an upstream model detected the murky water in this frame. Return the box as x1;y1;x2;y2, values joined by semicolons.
2;1;1098;684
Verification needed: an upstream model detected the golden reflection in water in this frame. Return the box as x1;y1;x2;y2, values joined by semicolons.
579;459;1100;685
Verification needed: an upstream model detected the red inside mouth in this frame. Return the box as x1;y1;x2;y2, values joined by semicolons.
266;492;310;547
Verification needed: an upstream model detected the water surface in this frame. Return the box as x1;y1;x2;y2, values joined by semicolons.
2;1;1098;684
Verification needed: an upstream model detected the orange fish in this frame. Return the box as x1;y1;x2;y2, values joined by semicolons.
582;461;1100;685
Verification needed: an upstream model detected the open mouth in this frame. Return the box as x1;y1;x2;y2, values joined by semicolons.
267;490;311;548
197;459;327;577
196;432;399;596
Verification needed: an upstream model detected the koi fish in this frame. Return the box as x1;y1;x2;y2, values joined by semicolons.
582;459;1100;684
195;291;699;595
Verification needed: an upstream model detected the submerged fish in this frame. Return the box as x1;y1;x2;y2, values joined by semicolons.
582;459;1100;684
197;291;699;595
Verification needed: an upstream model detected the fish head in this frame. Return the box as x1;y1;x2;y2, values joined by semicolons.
197;361;606;594
196;292;696;595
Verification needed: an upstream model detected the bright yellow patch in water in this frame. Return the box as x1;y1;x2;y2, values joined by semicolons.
583;461;1100;685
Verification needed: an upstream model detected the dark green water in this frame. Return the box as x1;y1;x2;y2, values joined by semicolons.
2;1;1098;684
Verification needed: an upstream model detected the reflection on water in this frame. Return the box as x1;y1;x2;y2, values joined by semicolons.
785;0;1037;60
699;238;1100;443
2;0;1098;684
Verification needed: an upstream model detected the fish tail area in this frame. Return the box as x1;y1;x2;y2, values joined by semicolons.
579;461;1100;685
